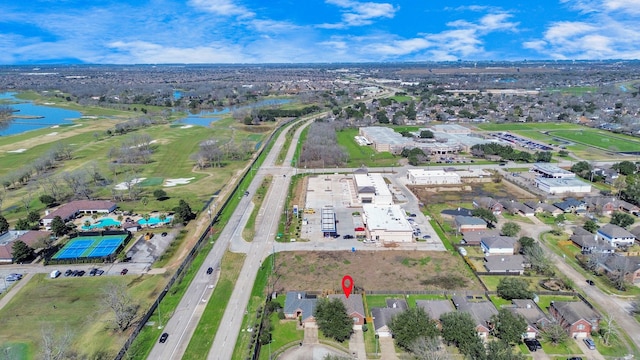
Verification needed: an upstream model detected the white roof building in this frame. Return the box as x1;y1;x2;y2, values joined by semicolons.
532;163;575;179
407;169;461;185
354;173;393;205
362;204;413;243
535;177;592;194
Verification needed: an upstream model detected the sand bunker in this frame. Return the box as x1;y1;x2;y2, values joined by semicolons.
180;125;194;129
114;178;146;190
164;177;195;187
47;132;59;136
7;149;27;153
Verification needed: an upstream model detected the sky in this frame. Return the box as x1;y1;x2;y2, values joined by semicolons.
2;0;640;64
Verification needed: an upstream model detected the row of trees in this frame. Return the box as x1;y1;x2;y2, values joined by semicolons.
299;121;348;167
471;143;553;163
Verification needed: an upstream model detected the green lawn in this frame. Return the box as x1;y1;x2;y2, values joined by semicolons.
549;129;640;152
335;128;399;167
541;340;583;355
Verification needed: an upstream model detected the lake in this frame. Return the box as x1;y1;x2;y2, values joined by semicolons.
177;98;292;127
0;92;82;136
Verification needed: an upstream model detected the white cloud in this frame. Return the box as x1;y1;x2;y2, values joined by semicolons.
319;0;397;28
105;41;250;63
188;0;255;17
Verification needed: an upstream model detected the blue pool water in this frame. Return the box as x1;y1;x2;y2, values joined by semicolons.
137;216;173;226
81;218;121;230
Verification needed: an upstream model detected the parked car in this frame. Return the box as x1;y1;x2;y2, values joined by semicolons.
64;269;73;277
332;234;340;238
6;274;21;282
159;333;169;343
120;268;129;275
422;235;431;239
206;267;213;275
161;232;168;237
409;213;417;217
586;279;595;286
50;270;61;279
244;191;249;196
583;338;596;350
524;338;542;352
568;357;583;360
75;270;85;277
343;235;354;239
89;268;98;276
95;269;104;276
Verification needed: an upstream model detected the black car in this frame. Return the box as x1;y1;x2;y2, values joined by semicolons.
159;333;169;343
64;269;73;277
586;279;595;286
206;267;214;275
89;268;98;276
567;358;583;360
161;232;168;237
524;339;542;352
343;235;354;239
332;234;341;238
76;270;86;277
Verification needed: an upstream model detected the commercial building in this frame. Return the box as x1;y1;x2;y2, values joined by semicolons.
353;173;393;205
406;169;461;185
321;206;337;237
362;204;413;243
532;163;575;179
534;177;592;194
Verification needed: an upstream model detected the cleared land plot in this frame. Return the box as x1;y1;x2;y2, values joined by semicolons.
273;251;483;292
549;129;640;152
335;128;399;168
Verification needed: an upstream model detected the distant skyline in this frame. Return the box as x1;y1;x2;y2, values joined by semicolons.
2;0;640;65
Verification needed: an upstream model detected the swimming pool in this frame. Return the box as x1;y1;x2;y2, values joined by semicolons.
137;216;173;226
81;218;121;230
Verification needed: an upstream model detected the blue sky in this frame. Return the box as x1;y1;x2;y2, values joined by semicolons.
2;0;640;64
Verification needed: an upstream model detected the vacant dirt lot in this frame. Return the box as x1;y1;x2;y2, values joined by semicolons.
272;250;483;293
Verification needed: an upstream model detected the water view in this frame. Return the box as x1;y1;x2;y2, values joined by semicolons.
177;98;292;127
0;92;82;136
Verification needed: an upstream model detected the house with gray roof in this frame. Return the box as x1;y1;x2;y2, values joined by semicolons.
500;201;535;217
549;301;600;338
451;296;498;341
416;299;455;328
597;223;636;247
481;236;517;255
386;298;408;310
509;299;550;339
632;226;640;241
570;227;615;254
484;255;526;274
473;197;503;215
0;230;52;263
371;307;403;337
523;201;544;214
539;203;564;216
454;216;487;233
463;230;500;245
328;294;366;327
583;196;639;216
284;292;318;326
599;255;640;284
553;198;586;213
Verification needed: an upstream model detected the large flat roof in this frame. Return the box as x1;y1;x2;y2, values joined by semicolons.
533;163;574;175
354;173;391;197
535;177;591;187
363;204;413;232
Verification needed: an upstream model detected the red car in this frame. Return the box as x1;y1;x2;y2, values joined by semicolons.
120;268;129;275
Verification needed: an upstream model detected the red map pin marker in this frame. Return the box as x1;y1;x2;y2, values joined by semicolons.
342;275;354;299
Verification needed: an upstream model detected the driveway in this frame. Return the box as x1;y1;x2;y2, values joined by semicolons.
378;336;399;360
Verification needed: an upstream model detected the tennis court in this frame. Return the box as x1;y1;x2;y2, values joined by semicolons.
53;234;128;260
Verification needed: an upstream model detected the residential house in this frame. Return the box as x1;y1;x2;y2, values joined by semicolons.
553;198;587;214
462;230;500;245
632;226;640;242
481;236;517;256
440;207;473;219
523;201;544;214
0;230;52;263
509;299;550;339
597;223;636;248
416;299;455;329
599;255;640;284
454;216;487;233
41;200;118;229
501;201;535;217
483;255;526;274
539;203;564;216
473;197;504;215
451;296;498;341
548;301;600;338
570;227;616;254
328;294;366;327
583;196;639;216
370;299;407;337
284;292;318;326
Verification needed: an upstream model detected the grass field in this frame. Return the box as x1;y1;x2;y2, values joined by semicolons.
0;273;165;359
549;129;640;152
335;128;398;167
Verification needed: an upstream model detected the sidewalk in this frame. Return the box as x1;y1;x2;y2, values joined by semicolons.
0;273;34;310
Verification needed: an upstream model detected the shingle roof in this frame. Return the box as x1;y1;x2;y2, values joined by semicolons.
284;292;317;322
416;300;455;321
463;230;500;244
42;200;117;220
386;299;408;310
481;236;517;249
455;216;487;227
328;294;365;317
451;296;498;327
484;255;525;272
371;307;403;331
550;301;599;325
510;299;548;329
598;223;635;239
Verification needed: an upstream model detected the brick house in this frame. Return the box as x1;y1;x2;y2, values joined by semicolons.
328;294;366;328
473;197;504;215
548;301;600;338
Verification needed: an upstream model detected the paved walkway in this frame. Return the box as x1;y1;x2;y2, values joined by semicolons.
348;329;366;359
378;336;399;359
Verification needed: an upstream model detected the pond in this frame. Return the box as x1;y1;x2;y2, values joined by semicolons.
177;98;292;127
0;92;82;136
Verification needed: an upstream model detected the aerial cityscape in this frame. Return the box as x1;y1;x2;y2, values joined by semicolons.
2;2;640;360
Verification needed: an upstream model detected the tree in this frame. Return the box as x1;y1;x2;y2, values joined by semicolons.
490;308;528;344
419;130;434;138
630;296;640;315
517;236;534;254
501;222;521;237
15;218;30;231
27;210;40;224
314;298;353;342
599;313;618;346
11;240;34;263
153;189;167;200
497;277;534;300
471;208;497;225
389;307;439;351
173;199;195;224
612;160;637;176
50;216;67;237
610;212;635;228
486;340;526;360
440;311;485;359
540;322;569;345
583;219;599;233
102;282;138;332
523;243;553;275
0;215;8;233
39;194;57;207
40;325;74;360
410;337;450;360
